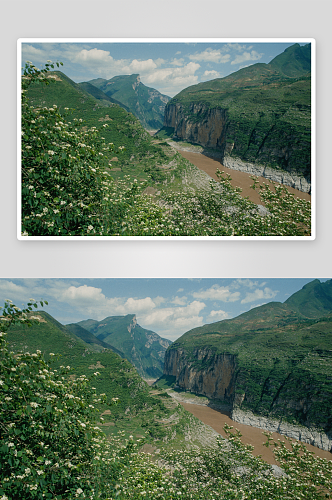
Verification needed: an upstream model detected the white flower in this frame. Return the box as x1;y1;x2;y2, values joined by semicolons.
76;488;83;494
7;443;15;448
30;402;39;408
25;468;31;475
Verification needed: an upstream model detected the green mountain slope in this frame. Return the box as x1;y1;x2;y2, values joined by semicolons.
77;81;131;111
269;43;311;77
65;322;124;355
25;70;187;187
284;279;332;318
163;43;311;180
163;279;332;438
76;314;172;379
86;74;170;130
5;309;209;447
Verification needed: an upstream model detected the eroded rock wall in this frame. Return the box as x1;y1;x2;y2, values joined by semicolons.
164;103;227;152
164;347;236;403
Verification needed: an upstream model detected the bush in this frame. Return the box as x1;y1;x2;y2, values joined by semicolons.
0;300;120;499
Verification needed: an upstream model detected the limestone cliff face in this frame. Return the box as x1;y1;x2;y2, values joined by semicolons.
164;347;236;404
164;103;227;152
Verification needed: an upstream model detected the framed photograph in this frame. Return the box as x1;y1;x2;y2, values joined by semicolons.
18;38;315;240
1;277;331;500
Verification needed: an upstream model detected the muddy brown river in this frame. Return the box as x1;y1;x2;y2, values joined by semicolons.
178;150;311;206
180;402;331;465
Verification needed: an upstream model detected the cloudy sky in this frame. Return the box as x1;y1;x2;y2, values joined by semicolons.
0;278;326;341
20;39;307;97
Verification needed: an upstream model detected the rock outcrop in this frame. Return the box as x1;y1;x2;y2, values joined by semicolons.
232;408;332;452
223;155;311;193
164;102;227;152
164;347;235;408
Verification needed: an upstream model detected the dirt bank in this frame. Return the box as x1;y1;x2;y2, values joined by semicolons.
180;402;331;465
178;150;311;206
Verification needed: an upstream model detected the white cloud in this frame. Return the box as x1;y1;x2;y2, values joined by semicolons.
192;285;240;302
206;310;229;322
189;49;230;64
203;70;222;79
231;50;263;65
170;296;188;306
123;58;157;74
169;58;185;66
0;280;28;301
142;62;200;95
232;279;267;289
139;300;206;340
76;48;113;64
123;297;156;312
58;285;157;319
241;287;278;304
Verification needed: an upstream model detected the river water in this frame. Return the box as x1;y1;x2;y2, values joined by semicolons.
179;402;331;465
177;150;311;206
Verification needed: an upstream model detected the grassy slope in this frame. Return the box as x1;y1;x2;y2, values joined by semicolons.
6;310;211;449
165;44;311;178
166;280;332;432
26;71;191;188
76;314;172;379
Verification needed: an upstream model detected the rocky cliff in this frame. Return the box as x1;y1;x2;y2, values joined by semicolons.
164;347;236;409
164;103;227;152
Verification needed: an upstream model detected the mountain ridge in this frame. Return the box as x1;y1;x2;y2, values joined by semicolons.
84;74;171;130
75;313;172;378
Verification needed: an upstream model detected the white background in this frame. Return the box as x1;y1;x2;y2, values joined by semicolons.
1;0;331;279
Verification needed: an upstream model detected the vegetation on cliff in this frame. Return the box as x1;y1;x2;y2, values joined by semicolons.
163;43;311;179
1;299;331;499
164;279;332;434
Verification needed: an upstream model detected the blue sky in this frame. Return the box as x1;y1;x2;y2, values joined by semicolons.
0;278;326;341
21;40;308;97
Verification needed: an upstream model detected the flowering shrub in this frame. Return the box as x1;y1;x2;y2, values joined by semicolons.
0;300;119;499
